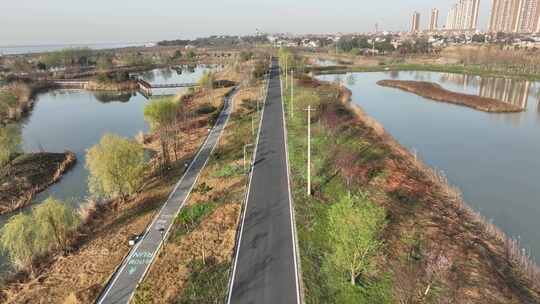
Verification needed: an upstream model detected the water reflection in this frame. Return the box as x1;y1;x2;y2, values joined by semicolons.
438;73;481;89
389;70;400;79
160;68;173;81
93;91;136;103
479;78;530;109
317;70;540;263
428;72;533;111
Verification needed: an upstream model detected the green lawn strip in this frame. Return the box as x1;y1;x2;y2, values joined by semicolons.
313;63;540;81
282;77;393;303
177;259;230;304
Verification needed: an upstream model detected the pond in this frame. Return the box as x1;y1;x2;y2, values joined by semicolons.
0;65;213;273
317;71;540;263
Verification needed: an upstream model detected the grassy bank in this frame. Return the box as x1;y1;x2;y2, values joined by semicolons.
132;82;264;303
283;73;540;303
0;81;233;303
377;79;523;113
311;63;540;81
0;151;76;215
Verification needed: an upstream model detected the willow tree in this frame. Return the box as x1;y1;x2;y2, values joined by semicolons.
143;98;178;130
0;213;38;272
0;124;22;167
144;98;181;165
326;193;386;286
198;71;215;104
33;197;79;252
86;134;146;204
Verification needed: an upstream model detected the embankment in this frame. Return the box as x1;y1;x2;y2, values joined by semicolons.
0;151;76;215
289;75;539;303
0;82;56;124
377;79;523;113
0;79;238;303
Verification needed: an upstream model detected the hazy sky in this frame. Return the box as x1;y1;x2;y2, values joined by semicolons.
0;0;492;46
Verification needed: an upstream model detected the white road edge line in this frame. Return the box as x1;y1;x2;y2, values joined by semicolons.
97;88;236;304
226;62;271;304
280;67;302;304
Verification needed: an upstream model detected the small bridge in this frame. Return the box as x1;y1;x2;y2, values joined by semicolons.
53;80;90;88
137;79;198;97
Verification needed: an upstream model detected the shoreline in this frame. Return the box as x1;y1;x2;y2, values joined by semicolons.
0;75;241;303
309;63;540;82
0;151;76;215
285;73;539;302
334;81;540;300
376;79;523;113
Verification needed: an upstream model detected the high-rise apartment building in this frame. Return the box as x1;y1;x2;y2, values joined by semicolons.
446;0;481;30
430;8;440;30
411;11;420;32
489;0;540;33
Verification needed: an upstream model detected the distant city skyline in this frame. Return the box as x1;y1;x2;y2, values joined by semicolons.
0;0;492;46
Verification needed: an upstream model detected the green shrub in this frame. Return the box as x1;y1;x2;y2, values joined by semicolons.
175;202;216;238
196;103;217;115
213;164;242;178
143;97;179;130
0;124;22;167
86;134;146;203
0;197;80;272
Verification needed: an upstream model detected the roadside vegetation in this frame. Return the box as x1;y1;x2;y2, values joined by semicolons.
0;82;33;123
131;57;268;303
86;134;146;206
0;197;79;274
0;62;237;302
281;61;393;303
282;59;540;303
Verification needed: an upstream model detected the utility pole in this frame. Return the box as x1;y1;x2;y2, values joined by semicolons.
285;56;288;87
305;105;312;196
291;70;294;119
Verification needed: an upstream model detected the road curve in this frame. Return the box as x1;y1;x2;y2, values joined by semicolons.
96;87;237;304
227;58;301;304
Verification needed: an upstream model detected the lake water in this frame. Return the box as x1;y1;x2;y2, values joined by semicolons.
0;66;213;274
317;71;540;263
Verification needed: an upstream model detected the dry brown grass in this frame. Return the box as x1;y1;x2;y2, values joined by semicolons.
377;79;524;113
132;78;261;302
0;81;226;304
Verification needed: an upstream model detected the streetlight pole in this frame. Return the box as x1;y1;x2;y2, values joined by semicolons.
305;105;312;196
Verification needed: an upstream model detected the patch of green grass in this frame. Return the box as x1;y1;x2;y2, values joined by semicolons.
282;79;394;303
172;202;216;241
177;259;230;304
314;63;540;81
212;163;242;178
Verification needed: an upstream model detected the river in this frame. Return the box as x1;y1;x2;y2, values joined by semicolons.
0;65;214;274
317;71;540;264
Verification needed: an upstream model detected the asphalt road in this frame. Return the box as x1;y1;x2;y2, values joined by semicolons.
96;87;236;304
227;58;300;304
